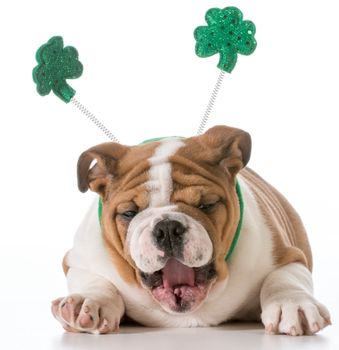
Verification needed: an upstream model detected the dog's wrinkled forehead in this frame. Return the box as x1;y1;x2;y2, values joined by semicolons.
77;125;251;200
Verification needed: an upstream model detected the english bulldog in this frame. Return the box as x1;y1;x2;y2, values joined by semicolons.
52;125;331;335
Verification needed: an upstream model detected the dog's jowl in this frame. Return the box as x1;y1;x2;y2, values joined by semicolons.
51;125;331;335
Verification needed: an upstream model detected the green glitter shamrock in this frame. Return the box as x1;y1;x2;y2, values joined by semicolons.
194;7;257;73
32;36;83;103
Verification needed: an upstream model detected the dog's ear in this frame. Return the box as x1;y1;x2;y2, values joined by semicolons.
201;125;251;176
77;142;129;195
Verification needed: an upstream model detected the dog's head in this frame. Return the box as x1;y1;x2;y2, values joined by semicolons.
77;125;251;314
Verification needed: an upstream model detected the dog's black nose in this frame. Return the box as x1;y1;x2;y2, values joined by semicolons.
153;219;186;254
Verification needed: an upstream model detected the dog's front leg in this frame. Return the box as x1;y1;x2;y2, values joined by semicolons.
260;262;331;336
51;267;125;334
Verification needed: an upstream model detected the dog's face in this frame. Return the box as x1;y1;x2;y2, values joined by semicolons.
77;126;251;314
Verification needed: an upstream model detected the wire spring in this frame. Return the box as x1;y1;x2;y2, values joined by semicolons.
197;70;226;135
71;97;119;143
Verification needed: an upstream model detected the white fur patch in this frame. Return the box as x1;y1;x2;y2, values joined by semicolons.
126;207;213;273
147;138;184;207
126;205;177;273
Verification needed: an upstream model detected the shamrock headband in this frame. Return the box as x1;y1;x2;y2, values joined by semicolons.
33;6;257;141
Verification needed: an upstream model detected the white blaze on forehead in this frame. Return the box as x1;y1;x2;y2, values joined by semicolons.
147;138;185;207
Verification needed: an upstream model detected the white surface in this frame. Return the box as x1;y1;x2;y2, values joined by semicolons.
0;0;339;349
4;322;339;350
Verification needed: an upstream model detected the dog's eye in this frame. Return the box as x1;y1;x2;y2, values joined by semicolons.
121;211;138;220
198;202;217;212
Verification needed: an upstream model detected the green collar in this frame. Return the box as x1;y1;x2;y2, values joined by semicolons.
224;180;244;261
97;137;244;263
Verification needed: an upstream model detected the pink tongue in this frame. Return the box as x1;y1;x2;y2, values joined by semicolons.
162;259;195;290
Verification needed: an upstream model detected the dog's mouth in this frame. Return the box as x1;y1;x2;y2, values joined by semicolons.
139;258;217;313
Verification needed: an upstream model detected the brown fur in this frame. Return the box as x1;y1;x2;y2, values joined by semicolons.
62;252;70;275
239;168;312;270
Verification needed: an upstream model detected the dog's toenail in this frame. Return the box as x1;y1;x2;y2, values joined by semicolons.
266;323;274;333
312;322;320;332
325;317;332;325
290;326;297;336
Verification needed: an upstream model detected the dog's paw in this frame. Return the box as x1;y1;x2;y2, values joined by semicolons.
51;294;122;334
261;297;331;336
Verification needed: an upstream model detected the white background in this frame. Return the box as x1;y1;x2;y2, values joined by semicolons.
0;0;338;349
